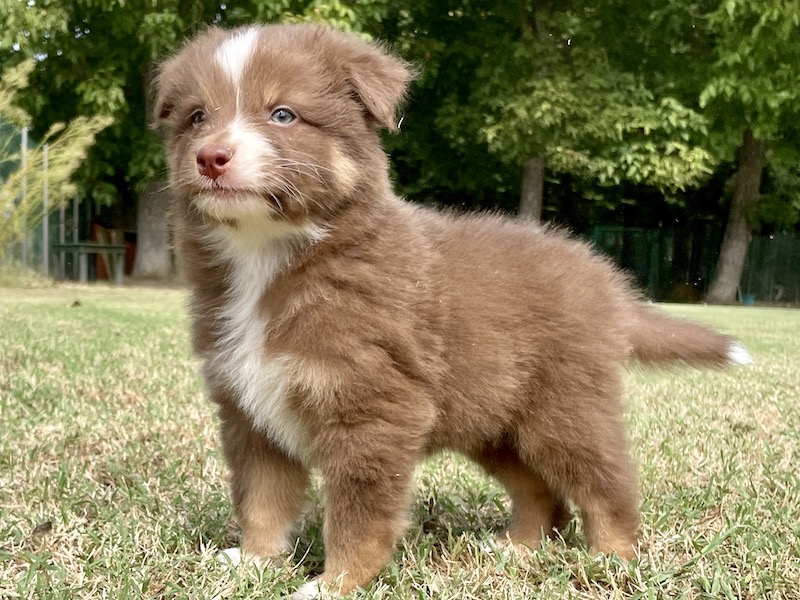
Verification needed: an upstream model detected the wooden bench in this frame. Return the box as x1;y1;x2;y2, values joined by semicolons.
52;242;127;285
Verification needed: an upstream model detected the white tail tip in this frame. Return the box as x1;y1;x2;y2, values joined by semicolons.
727;342;754;365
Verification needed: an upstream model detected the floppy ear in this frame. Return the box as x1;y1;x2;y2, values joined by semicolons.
149;59;177;133
347;43;416;132
150;26;226;133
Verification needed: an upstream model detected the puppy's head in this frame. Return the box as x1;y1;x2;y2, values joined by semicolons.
153;25;413;227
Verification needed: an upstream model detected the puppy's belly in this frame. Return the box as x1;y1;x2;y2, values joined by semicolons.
206;350;308;462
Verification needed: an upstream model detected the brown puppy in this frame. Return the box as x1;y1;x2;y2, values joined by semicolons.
153;24;751;598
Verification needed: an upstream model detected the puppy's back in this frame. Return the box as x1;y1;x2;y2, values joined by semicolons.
420;209;636;352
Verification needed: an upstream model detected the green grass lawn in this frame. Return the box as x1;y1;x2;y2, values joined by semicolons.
1;285;799;599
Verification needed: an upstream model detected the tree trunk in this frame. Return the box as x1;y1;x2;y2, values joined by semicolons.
519;156;545;222
705;129;766;304
133;180;172;280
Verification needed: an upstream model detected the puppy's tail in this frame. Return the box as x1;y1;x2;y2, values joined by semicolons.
629;305;753;367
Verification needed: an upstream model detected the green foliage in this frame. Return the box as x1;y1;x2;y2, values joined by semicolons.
474;64;715;192
425;0;799;221
608;0;800;185
0;59;34;127
2;0;798;228
700;0;800;146
0;59;112;257
392;3;717;201
0;0;71;56
757;164;800;231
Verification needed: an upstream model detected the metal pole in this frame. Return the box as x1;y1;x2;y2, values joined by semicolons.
72;196;79;278
59;197;65;278
72;198;79;242
42;144;49;276
20;127;28;265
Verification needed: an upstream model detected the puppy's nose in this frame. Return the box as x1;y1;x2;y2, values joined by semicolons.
197;145;232;180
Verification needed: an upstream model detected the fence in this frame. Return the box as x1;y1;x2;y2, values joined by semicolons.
741;231;800;303
3;124;98;278
592;225;800;303
7;197;85;276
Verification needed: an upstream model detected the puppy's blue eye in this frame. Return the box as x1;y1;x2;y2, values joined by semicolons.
270;107;296;125
190;110;205;126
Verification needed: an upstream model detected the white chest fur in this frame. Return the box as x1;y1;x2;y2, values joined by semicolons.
202;222;321;462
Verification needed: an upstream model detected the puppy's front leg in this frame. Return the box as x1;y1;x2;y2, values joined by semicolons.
217;401;310;562
299;428;420;597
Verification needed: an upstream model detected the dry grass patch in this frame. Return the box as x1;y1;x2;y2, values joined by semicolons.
1;288;798;598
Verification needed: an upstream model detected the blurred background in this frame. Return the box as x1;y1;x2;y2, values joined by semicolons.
1;0;798;303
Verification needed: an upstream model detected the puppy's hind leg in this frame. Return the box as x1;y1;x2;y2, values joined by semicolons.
517;392;640;560
217;402;310;563
472;444;572;550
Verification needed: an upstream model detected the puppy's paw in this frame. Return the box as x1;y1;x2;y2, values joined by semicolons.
479;532;550;561
216;547;268;569
476;533;519;558
289;579;332;599
217;547;244;566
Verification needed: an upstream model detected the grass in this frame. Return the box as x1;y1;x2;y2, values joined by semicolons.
0;262;54;289
1;285;799;599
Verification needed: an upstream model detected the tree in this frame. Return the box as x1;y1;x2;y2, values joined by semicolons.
3;0;719;223
699;0;800;303
598;0;800;302
385;1;716;222
705;128;766;303
132;180;172;279
0;59;111;257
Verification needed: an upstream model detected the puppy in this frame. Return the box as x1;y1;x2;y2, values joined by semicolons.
153;24;751;598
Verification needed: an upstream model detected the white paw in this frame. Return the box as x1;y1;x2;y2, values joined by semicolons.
216;546;268;569
727;342;754;365
478;537;502;554
477;534;516;556
290;580;326;599
216;547;243;566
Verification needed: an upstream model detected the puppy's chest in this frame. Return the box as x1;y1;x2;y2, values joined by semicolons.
203;252;308;461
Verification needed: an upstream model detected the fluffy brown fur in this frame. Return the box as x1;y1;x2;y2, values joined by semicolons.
153;24;749;598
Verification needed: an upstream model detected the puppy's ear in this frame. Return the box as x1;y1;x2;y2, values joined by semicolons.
347;43;416;132
149;59;177;133
150;26;225;134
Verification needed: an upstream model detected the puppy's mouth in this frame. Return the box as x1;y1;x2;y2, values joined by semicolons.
192;186;286;221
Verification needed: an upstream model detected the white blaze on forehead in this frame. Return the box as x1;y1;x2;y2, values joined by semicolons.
226;114;276;176
215;27;260;87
